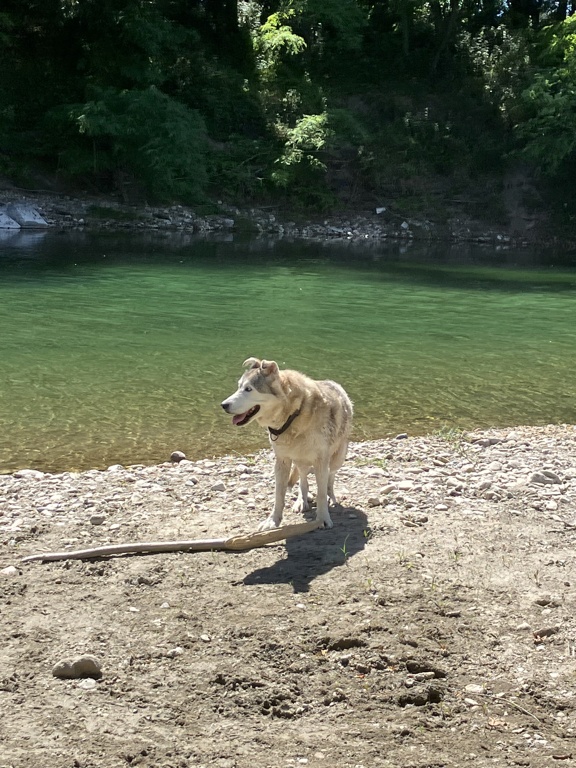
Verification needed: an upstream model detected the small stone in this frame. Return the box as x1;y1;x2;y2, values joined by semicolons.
464;684;485;694
367;497;381;507
395;432;408;439
534;594;561;607
398;480;414;491
107;464;124;472
76;678;97;690
170;451;187;463
89;514;106;526
13;469;44;480
531;470;561;485
200;634;211;642
1;566;19;577
210;482;226;492
166;647;184;658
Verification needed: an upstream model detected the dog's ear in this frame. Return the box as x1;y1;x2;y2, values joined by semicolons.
260;359;279;376
242;357;261;369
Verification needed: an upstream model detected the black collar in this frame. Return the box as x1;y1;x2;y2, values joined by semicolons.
268;409;301;441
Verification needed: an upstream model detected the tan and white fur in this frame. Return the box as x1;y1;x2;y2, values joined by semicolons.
221;358;353;530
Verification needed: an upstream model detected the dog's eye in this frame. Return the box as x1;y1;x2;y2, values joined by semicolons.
244;386;252;392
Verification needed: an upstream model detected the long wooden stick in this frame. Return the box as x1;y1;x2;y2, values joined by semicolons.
21;520;321;564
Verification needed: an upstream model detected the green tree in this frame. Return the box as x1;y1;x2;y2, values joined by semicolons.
513;17;576;173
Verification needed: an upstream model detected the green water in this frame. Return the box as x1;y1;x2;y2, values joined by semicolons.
0;230;575;473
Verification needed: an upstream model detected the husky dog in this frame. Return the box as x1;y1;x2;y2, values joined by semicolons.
221;358;353;530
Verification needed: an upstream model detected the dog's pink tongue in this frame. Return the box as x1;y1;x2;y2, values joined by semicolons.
232;412;248;426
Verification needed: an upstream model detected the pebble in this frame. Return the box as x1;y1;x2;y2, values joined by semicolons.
14;469;45;480
531;470;562;485
170;451;187;463
210;482;226;492
464;684;485;695
90;514;106;526
1;565;19;577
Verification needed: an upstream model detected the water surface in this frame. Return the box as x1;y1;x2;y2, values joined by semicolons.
1;230;575;472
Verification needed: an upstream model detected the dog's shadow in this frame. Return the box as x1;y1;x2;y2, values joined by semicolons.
242;506;369;593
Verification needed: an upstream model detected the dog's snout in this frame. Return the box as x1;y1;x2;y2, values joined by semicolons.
221;401;230;412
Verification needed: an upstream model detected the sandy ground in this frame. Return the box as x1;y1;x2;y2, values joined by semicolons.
1;424;576;768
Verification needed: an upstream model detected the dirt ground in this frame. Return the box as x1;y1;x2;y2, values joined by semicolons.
1;424;576;768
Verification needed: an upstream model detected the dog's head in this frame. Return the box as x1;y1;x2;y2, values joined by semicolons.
221;358;281;426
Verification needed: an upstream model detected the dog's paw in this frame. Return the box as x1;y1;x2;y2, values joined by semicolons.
292;496;310;514
316;514;333;529
257;516;280;532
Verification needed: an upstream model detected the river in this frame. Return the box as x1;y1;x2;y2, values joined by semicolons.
1;229;575;472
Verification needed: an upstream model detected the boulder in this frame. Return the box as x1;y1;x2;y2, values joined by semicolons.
0;208;20;229
6;203;49;228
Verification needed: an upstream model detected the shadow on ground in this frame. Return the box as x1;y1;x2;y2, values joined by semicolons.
243;505;369;593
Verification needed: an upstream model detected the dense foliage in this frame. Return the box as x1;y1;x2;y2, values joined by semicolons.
0;0;575;213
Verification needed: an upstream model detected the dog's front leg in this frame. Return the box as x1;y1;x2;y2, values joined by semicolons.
314;460;333;528
258;457;291;530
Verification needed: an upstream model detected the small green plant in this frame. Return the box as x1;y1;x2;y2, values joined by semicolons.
396;550;416;569
452;547;464;566
363;527;374;543
340;534;351;564
532;568;542;588
435;424;470;456
352;457;388;470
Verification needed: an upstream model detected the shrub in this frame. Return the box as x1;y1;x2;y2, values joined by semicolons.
49;86;208;201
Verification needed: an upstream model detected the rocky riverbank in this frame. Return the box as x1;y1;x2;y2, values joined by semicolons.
1;424;575;767
0;186;526;245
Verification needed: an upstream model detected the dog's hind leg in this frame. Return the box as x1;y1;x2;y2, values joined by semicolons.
258;457;291;531
327;440;348;506
327;472;337;506
292;464;311;514
313;459;333;528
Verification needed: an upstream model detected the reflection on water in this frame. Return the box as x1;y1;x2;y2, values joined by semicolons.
0;230;575;472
